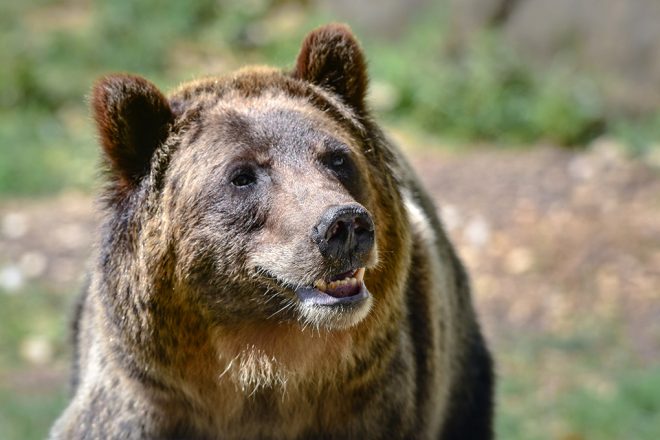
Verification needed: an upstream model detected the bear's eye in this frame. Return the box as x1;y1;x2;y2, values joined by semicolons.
231;171;256;187
324;152;349;171
331;155;345;167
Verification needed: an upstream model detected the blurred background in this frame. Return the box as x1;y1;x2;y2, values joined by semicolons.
1;0;659;438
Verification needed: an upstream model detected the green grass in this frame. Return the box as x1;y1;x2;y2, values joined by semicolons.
0;285;71;370
0;387;68;440
495;331;660;440
0;283;72;440
0;109;97;196
561;368;660;439
614;113;660;156
497;366;660;440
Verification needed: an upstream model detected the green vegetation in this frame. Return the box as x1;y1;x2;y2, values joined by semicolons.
561;367;660;439
366;24;605;146
1;0;659;196
0;386;68;440
0;284;70;370
496;329;660;440
0;0;227;196
0;283;71;440
497;365;660;440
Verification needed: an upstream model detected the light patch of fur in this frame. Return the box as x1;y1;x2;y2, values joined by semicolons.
402;187;456;435
227;345;290;395
213;323;353;395
403;190;436;245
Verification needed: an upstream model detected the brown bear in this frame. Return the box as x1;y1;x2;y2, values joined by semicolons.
50;24;493;439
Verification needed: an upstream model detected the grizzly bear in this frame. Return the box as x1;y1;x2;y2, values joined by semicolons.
50;24;493;439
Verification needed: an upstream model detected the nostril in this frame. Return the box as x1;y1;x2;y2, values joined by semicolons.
354;215;373;234
326;220;346;241
328;218;369;241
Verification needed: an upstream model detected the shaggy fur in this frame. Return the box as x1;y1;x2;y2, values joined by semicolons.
50;24;494;439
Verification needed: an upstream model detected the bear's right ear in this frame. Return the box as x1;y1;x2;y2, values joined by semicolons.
293;24;368;115
91;74;174;190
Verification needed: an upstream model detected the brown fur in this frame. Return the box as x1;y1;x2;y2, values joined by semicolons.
51;24;493;439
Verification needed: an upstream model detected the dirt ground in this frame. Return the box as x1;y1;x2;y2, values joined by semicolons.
405;139;660;364
1;139;659;436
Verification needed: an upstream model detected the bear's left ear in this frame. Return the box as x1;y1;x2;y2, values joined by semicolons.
91;74;174;191
293;23;368;114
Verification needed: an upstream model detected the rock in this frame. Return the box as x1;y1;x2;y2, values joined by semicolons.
20;336;54;366
51;258;77;285
1;212;28;239
568;156;596;181
54;223;87;250
19;251;48;279
505;247;535;274
0;265;24;293
590;136;626;164
439;203;462;232
464;215;491;249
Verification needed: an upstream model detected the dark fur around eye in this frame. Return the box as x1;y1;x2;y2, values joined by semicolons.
232;173;256;187
319;149;366;201
322;151;351;174
229;167;257;188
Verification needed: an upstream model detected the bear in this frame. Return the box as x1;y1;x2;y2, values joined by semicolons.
50;23;494;439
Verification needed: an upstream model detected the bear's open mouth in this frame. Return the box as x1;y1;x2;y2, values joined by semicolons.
294;267;369;307
312;267;365;298
257;266;370;308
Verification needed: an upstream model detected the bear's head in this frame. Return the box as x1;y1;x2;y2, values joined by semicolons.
91;24;410;388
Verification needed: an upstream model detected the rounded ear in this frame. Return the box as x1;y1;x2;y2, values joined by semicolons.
292;23;369;114
91;74;174;191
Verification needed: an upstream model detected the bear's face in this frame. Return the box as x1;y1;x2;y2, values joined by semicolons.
166;93;378;330
91;25;400;332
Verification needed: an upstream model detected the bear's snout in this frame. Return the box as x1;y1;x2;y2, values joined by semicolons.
312;204;374;264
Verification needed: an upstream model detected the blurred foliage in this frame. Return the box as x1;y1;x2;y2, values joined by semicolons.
1;0;659;196
0;283;71;440
493;324;660;440
614;113;660;156
0;285;69;371
561;367;660;439
366;20;606;146
0;387;68;440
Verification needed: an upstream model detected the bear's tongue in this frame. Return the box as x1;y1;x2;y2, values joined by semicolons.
313;268;365;298
325;282;360;298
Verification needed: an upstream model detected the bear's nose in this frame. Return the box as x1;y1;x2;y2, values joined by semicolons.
312;204;374;263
